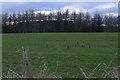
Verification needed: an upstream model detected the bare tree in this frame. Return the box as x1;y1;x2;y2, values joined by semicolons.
76;12;84;32
84;12;91;26
12;12;17;24
2;13;8;25
37;11;42;21
56;9;62;21
48;12;53;21
25;10;29;22
31;9;34;21
64;9;69;21
92;13;103;32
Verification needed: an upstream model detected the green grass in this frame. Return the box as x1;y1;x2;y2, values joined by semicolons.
2;33;118;78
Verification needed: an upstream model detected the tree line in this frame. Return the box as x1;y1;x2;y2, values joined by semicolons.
2;9;119;33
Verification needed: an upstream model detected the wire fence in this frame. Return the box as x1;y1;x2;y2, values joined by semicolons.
2;41;119;78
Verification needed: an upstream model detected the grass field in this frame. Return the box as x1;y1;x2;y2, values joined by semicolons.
2;33;118;78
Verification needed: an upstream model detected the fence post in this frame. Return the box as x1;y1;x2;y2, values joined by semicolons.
22;47;33;78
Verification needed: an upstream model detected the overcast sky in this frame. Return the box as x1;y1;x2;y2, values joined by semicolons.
2;2;118;16
1;0;119;2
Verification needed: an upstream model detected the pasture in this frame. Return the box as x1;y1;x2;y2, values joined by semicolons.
2;33;118;78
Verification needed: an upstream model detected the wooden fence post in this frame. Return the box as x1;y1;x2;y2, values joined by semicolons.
22;47;33;78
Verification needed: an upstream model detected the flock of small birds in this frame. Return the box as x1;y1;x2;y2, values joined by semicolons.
14;41;92;52
66;41;92;49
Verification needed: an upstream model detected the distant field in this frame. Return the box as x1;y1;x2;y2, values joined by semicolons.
2;33;118;78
